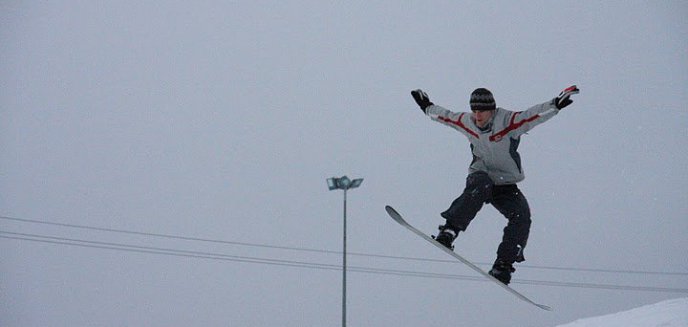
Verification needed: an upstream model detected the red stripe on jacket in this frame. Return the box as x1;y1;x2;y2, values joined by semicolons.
489;112;540;142
438;113;479;138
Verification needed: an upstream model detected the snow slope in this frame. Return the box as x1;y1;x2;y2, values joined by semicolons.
556;298;688;327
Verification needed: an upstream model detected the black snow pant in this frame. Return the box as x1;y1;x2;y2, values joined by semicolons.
441;171;531;264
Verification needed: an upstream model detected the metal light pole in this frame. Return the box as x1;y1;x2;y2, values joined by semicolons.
327;176;363;327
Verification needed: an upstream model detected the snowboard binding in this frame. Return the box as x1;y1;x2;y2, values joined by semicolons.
432;225;457;250
489;260;516;285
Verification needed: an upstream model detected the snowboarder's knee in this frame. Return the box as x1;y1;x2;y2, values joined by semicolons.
465;172;493;200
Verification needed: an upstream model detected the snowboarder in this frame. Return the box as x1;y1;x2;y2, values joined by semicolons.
410;85;580;285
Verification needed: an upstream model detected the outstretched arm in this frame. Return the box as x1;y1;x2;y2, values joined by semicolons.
494;85;580;139
410;89;476;138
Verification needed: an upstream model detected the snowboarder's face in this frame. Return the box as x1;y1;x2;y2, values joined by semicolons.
472;110;494;128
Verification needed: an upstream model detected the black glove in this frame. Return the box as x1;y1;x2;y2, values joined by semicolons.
411;89;433;113
555;85;580;109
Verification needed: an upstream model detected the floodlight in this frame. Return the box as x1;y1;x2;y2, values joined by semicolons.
327;177;338;190
349;178;363;189
338;176;351;189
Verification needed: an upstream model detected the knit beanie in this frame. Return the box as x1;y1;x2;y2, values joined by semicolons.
469;88;496;111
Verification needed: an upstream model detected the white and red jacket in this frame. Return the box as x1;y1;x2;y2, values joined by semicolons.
426;100;558;185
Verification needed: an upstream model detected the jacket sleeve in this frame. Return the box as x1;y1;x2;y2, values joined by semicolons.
493;100;559;139
425;105;477;138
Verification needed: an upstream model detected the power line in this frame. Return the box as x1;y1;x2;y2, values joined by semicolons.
2;214;687;277
0;230;480;278
0;214;338;253
0;232;340;271
2;230;688;294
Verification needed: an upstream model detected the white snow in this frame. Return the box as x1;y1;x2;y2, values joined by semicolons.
556;298;688;327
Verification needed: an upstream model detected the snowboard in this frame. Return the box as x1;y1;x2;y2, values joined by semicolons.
385;205;552;311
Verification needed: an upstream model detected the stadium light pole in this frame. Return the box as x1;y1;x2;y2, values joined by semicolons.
326;175;363;327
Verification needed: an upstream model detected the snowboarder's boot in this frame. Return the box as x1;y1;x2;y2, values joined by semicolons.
489;260;515;285
432;225;458;250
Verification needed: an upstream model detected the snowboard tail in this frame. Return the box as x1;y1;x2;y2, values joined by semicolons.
385;205;552;311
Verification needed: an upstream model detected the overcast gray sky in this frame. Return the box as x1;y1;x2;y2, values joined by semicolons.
2;1;687;326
